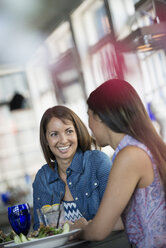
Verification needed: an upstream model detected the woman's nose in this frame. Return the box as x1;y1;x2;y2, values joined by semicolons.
59;134;67;143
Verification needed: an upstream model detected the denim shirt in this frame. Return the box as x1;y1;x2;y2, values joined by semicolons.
33;149;112;230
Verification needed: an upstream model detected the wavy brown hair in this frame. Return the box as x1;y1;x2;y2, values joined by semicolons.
87;79;166;195
40;105;96;169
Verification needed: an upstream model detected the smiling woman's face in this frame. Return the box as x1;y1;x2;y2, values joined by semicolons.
46;117;78;163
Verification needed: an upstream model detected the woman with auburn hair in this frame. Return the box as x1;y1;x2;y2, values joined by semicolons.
72;79;166;248
33;105;112;230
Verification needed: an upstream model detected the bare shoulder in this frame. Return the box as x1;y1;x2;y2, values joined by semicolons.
116;145;151;166
112;145;154;187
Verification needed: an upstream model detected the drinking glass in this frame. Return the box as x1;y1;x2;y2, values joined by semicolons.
40;203;65;228
8;203;31;236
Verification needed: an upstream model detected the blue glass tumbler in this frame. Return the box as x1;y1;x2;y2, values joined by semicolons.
8;203;31;236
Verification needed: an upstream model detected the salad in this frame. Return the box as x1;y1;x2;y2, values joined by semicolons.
14;222;70;244
0;230;14;243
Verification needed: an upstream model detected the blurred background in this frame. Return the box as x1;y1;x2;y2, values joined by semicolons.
1;0;166;231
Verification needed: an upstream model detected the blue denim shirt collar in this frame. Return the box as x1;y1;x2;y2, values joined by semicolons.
48;148;84;184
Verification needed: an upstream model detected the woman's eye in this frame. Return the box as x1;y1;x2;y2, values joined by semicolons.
67;129;73;134
50;132;57;137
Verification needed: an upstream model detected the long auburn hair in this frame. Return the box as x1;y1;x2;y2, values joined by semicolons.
40;105;96;169
87;78;166;195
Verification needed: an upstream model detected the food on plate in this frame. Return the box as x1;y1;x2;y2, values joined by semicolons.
14;233;28;244
63;223;70;233
14;223;70;244
0;230;14;243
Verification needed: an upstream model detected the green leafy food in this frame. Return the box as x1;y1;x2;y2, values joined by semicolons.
63;223;70;233
0;230;14;243
13;223;70;244
14;235;22;244
20;233;28;242
29;224;63;239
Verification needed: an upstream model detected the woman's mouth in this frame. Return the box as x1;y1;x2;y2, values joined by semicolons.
58;145;70;152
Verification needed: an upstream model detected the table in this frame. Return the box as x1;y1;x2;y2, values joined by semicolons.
59;231;131;248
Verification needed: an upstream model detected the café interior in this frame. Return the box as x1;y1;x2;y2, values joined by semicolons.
0;0;166;238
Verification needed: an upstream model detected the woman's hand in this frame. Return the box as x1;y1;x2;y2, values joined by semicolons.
71;217;89;230
69;217;89;240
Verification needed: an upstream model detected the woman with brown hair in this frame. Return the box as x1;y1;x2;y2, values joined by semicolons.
72;79;166;248
33;105;112;230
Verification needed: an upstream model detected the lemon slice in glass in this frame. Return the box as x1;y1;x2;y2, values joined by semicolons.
52;204;60;211
41;205;52;213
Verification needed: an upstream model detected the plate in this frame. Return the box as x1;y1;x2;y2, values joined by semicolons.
0;241;13;248
4;229;81;248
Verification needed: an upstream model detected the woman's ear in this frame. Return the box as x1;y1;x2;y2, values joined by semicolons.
89;108;102;122
94;113;102;122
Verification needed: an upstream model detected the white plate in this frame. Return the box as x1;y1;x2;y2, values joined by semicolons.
0;241;13;248
4;229;81;248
